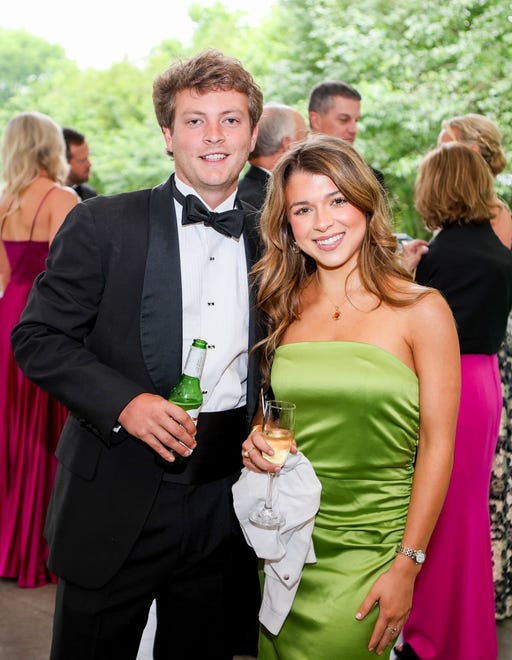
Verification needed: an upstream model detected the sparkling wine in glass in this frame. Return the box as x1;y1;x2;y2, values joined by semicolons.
249;400;295;529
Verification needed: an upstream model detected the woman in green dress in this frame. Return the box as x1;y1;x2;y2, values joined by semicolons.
241;135;460;658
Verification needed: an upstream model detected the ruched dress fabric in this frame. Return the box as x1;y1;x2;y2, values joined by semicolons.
0;196;68;587
258;341;419;660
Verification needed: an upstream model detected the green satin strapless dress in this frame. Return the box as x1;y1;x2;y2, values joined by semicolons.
258;341;419;660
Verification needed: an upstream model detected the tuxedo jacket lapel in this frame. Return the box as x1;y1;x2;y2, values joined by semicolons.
141;177;183;397
241;201;263;420
240;200;261;348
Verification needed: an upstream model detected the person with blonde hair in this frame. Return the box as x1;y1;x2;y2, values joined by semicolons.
0;111;78;588
239;134;460;659
398;141;512;659
439;112;512;247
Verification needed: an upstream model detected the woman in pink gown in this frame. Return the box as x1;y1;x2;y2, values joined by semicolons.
398;142;512;659
438;113;512;621
0;112;78;587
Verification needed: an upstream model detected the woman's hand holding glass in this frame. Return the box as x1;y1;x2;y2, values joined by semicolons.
244;400;296;529
242;422;298;474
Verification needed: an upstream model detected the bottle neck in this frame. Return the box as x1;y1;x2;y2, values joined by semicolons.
183;345;206;379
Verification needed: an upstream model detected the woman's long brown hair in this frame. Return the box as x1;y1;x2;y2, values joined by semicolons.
252;134;425;387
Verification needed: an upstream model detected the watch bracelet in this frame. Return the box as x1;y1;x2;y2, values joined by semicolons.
395;543;426;563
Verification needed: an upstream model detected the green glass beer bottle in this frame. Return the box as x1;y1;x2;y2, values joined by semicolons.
168;338;207;420
162;338;207;466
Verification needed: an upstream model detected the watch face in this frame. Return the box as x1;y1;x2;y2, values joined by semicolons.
415;550;426;564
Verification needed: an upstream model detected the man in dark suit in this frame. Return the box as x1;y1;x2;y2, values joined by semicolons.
238;103;308;209
308;80;386;188
12;50;263;660
62;127;98;200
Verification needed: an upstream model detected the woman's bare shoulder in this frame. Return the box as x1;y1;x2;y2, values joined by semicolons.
53;184;80;202
491;200;512;248
390;278;453;323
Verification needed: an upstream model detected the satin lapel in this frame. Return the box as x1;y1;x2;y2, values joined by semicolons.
241;202;263;423
140;177;183;397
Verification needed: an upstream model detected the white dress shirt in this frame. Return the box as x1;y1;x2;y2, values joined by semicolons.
174;175;249;412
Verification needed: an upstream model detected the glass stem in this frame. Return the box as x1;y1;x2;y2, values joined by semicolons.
264;473;275;510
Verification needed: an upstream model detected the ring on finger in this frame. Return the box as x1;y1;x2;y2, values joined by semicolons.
243;446;255;459
386;625;399;636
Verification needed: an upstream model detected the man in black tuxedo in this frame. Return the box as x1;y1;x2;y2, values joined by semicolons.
12;50;263;660
238;103;308;209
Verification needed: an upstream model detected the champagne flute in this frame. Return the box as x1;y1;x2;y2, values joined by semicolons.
249;400;296;529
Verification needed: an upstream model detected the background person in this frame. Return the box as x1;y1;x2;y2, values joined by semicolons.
437;113;512;620
438;113;512;247
238;102;308;209
308;81;429;279
62;127;97;200
0;111;78;588
308;80;385;187
241;135;460;659
399;142;512;660
11;50;263;659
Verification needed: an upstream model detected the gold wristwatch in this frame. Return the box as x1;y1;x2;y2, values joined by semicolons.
395;544;426;565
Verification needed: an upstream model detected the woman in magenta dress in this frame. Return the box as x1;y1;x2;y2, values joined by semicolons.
397;142;512;659
0;112;78;587
438;113;512;621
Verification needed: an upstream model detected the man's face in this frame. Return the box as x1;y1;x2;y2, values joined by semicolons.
309;96;361;144
162;88;258;209
67;142;91;185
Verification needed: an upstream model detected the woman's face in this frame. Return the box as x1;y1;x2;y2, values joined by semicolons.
285;170;367;271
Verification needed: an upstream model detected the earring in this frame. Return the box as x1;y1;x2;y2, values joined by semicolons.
291;241;300;254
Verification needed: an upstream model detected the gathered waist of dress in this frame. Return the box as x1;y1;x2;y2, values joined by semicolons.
314;474;412;532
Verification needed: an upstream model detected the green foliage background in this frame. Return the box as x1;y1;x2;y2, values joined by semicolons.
1;0;511;237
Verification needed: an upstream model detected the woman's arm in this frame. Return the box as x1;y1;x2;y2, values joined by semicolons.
398;291;460;555
357;290;460;654
0;239;10;293
490;200;512;249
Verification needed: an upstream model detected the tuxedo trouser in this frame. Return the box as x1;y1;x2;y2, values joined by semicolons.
49;473;260;660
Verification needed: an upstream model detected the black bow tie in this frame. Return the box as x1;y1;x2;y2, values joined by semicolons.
172;176;244;239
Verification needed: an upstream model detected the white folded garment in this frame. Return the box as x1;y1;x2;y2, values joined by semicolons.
232;451;322;634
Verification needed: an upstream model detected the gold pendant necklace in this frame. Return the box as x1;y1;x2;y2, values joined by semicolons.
316;272;344;321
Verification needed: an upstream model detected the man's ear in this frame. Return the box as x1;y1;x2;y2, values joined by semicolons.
250;125;259;153
309;111;321;132
280;136;292;153
162;126;173;152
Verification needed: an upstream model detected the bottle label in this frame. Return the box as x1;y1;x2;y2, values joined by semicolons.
183;346;206;379
169;400;201;423
185;408;200;422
